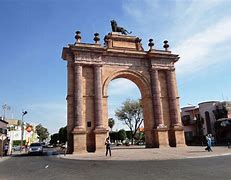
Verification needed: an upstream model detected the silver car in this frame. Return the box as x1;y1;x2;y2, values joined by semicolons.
28;143;43;155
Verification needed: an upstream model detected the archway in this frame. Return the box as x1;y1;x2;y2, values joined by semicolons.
62;32;186;154
104;70;154;148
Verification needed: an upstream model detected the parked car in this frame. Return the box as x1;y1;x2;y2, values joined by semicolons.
28;143;43;155
12;146;21;151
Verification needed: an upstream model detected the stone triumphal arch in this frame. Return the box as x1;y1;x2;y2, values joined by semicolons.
62;30;185;154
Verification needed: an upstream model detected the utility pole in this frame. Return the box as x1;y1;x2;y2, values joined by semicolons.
20;111;27;152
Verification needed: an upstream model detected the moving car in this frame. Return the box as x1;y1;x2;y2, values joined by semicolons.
28;142;43;155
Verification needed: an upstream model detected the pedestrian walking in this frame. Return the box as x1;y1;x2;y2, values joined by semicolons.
64;142;67;156
3;144;9;156
105;137;111;156
205;134;212;152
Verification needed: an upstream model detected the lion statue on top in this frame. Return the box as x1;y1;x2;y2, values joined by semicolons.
110;20;132;35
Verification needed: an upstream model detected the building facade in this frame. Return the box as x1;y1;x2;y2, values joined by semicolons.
0;117;8;156
181;101;231;145
6;119;38;152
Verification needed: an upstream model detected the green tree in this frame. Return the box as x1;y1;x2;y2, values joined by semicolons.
109;131;118;142
108;118;115;132
59;126;67;144
50;133;59;145
118;129;127;141
36;124;49;142
115;99;143;144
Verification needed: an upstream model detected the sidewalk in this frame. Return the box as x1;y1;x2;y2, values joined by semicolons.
0;155;10;163
0;150;28;163
60;146;231;161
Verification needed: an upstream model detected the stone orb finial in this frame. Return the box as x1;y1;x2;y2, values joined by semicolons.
148;39;154;50
94;33;100;44
163;40;169;51
75;31;81;43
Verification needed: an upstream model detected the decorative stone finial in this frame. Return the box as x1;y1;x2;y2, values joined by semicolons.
75;31;81;43
148;39;154;50
163;40;169;51
94;33;100;44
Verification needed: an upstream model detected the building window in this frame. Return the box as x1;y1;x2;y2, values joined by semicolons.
87;121;91;127
205;111;212;134
182;115;191;126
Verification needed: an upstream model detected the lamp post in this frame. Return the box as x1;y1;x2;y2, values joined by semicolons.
20;111;27;152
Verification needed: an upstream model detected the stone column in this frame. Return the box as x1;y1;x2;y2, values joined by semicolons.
166;68;181;126
166;68;185;147
150;68;168;147
73;64;86;153
94;65;107;151
74;64;84;129
94;65;104;129
150;68;164;127
66;62;75;153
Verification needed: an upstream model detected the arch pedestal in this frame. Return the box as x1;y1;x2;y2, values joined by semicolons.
62;32;185;154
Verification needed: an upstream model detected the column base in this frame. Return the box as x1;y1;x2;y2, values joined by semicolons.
72;128;87;154
168;126;186;147
154;127;169;148
145;129;156;148
94;127;108;152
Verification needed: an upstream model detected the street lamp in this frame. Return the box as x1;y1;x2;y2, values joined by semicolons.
20;111;27;151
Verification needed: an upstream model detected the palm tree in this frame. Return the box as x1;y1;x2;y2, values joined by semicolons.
108;118;115;132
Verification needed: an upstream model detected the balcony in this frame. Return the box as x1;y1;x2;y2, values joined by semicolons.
181;115;197;126
182;115;191;126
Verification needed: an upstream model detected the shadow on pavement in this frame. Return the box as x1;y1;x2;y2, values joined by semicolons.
186;150;208;153
11;150;60;157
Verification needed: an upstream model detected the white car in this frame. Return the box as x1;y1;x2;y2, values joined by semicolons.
28;143;43;155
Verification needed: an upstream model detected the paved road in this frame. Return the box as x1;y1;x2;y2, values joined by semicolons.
1;149;231;180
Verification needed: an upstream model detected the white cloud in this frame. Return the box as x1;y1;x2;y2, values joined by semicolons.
108;78;140;96
174;17;231;74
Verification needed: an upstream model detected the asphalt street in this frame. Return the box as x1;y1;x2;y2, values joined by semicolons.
1;149;231;180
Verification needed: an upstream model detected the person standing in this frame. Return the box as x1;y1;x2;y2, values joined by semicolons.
3;144;9;156
205;134;212;152
105;137;111;156
64;142;67;156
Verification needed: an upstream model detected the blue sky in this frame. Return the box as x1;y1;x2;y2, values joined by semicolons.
1;0;231;134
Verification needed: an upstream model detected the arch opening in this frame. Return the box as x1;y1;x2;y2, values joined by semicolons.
103;70;154;148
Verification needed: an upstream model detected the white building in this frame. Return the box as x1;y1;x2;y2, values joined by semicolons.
6;119;39;152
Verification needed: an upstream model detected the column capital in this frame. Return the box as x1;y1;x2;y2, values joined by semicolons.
167;66;175;72
149;67;161;71
93;64;103;68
